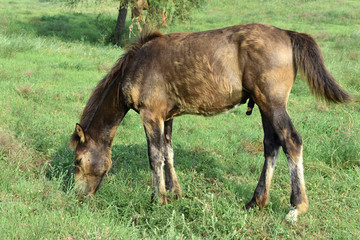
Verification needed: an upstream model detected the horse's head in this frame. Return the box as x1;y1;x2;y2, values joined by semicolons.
70;124;112;196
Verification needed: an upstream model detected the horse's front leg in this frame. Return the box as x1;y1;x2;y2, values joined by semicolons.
164;119;182;200
141;110;167;204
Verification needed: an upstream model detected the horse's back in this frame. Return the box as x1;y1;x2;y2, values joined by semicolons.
122;23;294;118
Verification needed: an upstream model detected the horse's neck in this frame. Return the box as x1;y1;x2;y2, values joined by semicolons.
85;87;127;145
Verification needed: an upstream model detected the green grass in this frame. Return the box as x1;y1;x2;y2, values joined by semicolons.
1;0;359;239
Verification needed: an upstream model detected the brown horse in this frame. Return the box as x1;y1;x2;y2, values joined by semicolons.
129;0;168;37
129;0;149;36
70;23;350;222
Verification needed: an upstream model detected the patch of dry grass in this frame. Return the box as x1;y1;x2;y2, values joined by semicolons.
240;137;263;155
0;128;48;175
15;84;35;96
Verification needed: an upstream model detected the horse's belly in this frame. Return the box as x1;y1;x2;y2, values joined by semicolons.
172;81;244;116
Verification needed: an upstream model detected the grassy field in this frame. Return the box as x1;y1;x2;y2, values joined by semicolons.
1;0;359;238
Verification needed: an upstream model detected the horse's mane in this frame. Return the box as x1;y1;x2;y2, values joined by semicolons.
71;28;163;144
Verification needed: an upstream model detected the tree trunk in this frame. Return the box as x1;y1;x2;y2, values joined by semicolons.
115;0;128;46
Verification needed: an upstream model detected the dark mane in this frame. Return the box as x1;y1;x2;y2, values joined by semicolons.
71;29;163;145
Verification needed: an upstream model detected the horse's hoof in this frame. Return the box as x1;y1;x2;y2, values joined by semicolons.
244;199;257;210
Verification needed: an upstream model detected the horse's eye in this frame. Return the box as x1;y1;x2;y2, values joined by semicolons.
75;158;82;165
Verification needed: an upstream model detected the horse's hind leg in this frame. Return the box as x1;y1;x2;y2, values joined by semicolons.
140;109;167;204
268;108;308;222
246;110;281;210
164;119;182;200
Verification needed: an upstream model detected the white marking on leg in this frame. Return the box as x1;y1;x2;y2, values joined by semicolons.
286;208;298;223
265;157;275;191
165;145;181;195
262;158;275;205
287;147;308;220
150;145;166;201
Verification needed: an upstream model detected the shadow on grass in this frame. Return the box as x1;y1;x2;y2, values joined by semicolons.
109;143;259;212
49;142;255;201
24;12;132;45
110;143;226;179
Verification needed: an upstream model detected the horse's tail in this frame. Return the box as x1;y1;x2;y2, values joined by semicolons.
287;31;351;103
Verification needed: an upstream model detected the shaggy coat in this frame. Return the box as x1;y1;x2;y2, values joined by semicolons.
71;23;350;222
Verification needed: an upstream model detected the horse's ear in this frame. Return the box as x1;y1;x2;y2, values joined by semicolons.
75;123;86;144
